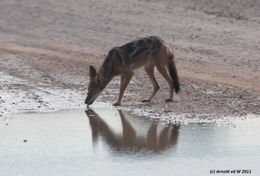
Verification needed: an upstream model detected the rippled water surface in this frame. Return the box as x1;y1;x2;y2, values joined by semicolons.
1;108;260;176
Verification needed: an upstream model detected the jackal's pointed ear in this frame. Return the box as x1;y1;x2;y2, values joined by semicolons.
89;65;97;80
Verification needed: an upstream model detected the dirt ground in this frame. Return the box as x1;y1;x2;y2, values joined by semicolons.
0;0;259;123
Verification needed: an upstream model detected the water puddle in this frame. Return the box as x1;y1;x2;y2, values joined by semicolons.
0;107;260;176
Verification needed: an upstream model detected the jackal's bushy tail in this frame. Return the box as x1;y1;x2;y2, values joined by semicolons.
167;54;180;93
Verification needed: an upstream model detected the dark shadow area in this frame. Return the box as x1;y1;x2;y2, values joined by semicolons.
85;109;180;153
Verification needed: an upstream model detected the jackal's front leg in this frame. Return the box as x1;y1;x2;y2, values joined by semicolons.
113;72;133;106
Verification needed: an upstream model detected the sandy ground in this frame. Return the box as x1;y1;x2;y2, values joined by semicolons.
0;0;259;123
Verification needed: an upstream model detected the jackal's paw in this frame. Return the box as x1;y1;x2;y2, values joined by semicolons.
165;99;173;102
142;99;150;103
113;103;121;106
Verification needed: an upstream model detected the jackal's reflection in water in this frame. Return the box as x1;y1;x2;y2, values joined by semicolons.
85;109;180;153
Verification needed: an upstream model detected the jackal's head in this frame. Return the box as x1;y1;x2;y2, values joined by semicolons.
85;65;103;106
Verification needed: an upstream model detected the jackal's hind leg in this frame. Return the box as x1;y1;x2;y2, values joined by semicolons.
142;65;160;102
113;72;133;106
156;64;174;102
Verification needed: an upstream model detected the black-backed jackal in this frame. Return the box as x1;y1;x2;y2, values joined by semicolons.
85;36;180;106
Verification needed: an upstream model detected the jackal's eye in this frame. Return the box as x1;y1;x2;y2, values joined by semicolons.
88;84;93;92
88;87;93;93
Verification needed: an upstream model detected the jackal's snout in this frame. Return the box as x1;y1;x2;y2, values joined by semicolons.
85;95;94;105
84;98;91;105
85;88;103;106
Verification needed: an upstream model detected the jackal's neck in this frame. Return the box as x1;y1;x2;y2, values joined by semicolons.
96;67;116;89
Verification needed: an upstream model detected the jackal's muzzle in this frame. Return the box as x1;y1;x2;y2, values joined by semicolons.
85;98;94;105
